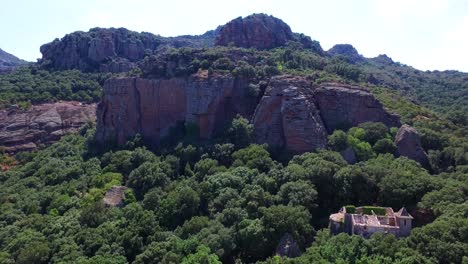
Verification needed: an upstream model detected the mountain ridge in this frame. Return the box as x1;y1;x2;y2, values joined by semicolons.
0;48;28;73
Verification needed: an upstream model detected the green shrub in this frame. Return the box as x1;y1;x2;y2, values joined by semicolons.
344;205;356;213
362;206;387;216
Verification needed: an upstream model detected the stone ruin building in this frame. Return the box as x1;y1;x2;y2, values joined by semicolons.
329;206;413;238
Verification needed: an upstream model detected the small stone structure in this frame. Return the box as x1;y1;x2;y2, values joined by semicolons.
103;186;128;207
329;206;413;238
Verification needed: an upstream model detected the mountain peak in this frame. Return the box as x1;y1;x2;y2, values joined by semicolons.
215;13;294;49
327;44;364;63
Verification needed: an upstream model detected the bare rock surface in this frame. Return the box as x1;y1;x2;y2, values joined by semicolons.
314;83;401;133
103;186;128;207
215;14;294;49
0;102;96;153
395;124;430;168
253;76;327;153
40;27;215;72
97;74;400;154
96;73;254;146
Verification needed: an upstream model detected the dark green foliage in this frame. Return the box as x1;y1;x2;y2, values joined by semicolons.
344;205;356;214
361;206;387;216
325;62;362;81
373;138;397;154
127;162;170;198
0;43;467;263
0;66;110;108
225;115;253;149
334;166;378;206
0;132;465;263
160;185;200;229
232;144;274;172
181;245;221;264
358;122;390;145
328;130;348;151
407;217;468;264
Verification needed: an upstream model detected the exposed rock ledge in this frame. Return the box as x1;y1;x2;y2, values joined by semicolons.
0;102;96;153
96;74;400;154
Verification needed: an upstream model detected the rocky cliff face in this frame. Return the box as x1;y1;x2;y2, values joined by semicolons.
39;14;324;73
253;77;400;153
253;76;328;153
314;83;401;132
0;48;27;73
96;74;400;154
395;124;430;168
40;28;215;72
0;102;96;153
215;14;294;49
96;73;255;146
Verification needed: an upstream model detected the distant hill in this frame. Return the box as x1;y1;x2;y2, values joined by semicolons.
0;48;27;73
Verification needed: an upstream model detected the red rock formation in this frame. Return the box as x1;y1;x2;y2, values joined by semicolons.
96;74;401;155
96;75;399;153
314;83;401;132
215;14;294;49
253;77;400;153
96;73;254;146
253;76;328;153
0;102;96;153
395;124;430;168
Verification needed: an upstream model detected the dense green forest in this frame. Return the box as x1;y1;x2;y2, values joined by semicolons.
0;43;467;263
0;66;111;108
0;116;466;263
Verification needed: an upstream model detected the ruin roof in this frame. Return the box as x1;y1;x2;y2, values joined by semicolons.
351;214;399;228
395;207;414;219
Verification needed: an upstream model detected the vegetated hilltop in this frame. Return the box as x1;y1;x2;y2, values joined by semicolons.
0;48;28;73
0;13;466;264
37;13;467;122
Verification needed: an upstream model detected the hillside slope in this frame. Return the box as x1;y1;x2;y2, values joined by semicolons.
0;48;27;73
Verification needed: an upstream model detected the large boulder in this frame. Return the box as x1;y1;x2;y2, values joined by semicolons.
0;102;96;153
215;14;294;49
395;124;430;168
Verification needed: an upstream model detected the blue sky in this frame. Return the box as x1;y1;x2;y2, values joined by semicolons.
1;0;467;72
